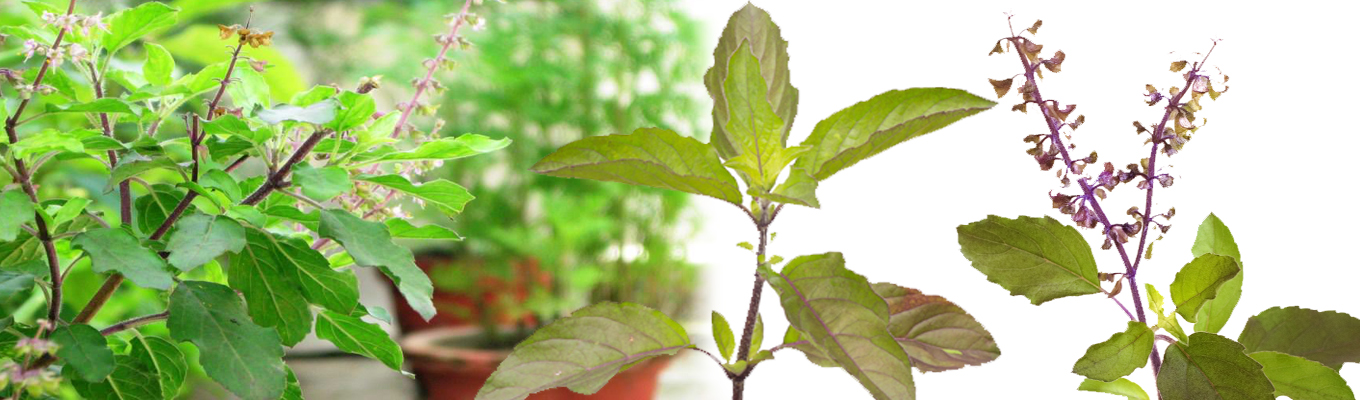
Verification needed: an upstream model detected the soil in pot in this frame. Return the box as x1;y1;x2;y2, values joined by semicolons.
402;325;672;399
392;252;550;333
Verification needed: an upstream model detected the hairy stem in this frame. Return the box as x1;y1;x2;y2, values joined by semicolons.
731;205;775;400
99;311;169;336
389;0;477;139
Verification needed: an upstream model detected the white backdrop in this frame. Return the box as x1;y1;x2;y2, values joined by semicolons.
673;0;1360;398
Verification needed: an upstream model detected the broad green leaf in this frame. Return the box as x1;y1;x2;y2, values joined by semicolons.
720;41;802;193
227;67;271;112
751;314;764;356
168;281;286;400
46;98;140;115
294;164;353;201
11;129;84;159
531;127;743;206
255;228;358;314
763;168;820;208
791;88;994;182
72;227;173;290
70;355;162;400
354;134;511;164
315;310;402;371
1072;321;1155;382
356;175;472;215
282;366;303;400
1078;378;1151;400
52;197;92;226
134;185;184;235
1157;332;1274;400
129;334;188;400
205;134;256;160
1249;351;1356;400
1146;284;1188;342
956;215;1101;304
107;154;179;193
143;43;175;87
201;170;243;202
1239;307;1360;369
759;253;915;400
291;85;337;106
166;214;246;272
0;190;35;241
51;324;115;382
712;311;736;361
1192;213;1242;334
257;99;338;125
0;271;35;303
385;219;461;240
203;115;269;144
229;228;314;346
705;3;798;160
874;283;1000;372
1169;254;1239;323
0;232;43;268
103;2;179;53
327;91;375;131
319;209;433;320
476;302;690;400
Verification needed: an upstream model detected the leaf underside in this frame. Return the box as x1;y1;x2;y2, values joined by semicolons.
873;283;1000;373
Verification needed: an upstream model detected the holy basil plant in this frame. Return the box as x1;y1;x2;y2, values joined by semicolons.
958;18;1358;399
0;0;504;399
474;4;998;400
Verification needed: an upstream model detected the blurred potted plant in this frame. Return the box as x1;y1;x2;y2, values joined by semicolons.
285;0;707;398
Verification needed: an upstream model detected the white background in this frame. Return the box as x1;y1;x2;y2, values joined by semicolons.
672;0;1360;398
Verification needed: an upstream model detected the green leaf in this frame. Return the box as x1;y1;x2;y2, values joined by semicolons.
168;281;286;400
1078;378;1151;400
531;127;743;206
327;91;375;131
354;134;510;164
257;99;338;125
791;88;994;182
11;129;85;159
72;227;173;290
1072;321;1155;382
1146;284;1188;342
1239;307;1360;369
385;219;461;240
355;175;472;215
294;164;353;201
318;209;433;320
229;228;314;346
227;67;271;112
45;99;140;115
202;114;269;144
70;355;162;400
705;3;798;160
0;190;35;242
166;214;246;272
282;366;303;400
759;253;916;400
751;314;764;355
52;197;92;226
874;283;1001;372
956;215;1102;304
51;324;115;382
143;43;174;87
129;334;188;400
712;311;736;361
476;302;691;400
0;271;35;303
107;154;179;193
314;310;403;371
103;2;179;53
1249;351;1356;400
1192;213;1242;334
763;168;820;208
1169;254;1240;323
133;185;184;235
1157;332;1274;400
719;41;803;193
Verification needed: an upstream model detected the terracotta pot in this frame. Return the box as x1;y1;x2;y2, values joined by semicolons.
391;254;550;333
402;325;672;400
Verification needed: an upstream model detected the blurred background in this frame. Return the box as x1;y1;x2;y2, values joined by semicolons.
4;0;1360;399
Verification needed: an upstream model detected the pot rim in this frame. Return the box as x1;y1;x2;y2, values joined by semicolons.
400;325;515;366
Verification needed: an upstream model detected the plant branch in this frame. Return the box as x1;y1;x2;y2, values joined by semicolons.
769;340;809;354
388;0;477;139
99;311;169;336
731;205;778;400
688;347;727;371
83;60;132;226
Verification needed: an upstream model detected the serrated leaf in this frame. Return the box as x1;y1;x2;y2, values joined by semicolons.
475;302;691;400
384;219;461;240
1239;307;1360;369
1249;351;1356;400
108;155;179;193
0;271;35;303
1192;213;1242;334
763;167;820;208
257;99;338;125
46;98;140;115
11;129;85;159
103;2;178;53
72;227;173;290
134;185;183;235
354;134;510;165
712;311;735;361
1146;284;1188;342
327;91;375;131
0;190;35;241
1072;321;1154;382
282;366;303;400
1158;332;1274;400
956;215;1101;304
874;283;1000;373
230;228;315;346
720;41;799;193
315;310;402;371
168;281;287;400
129;334;188;400
202;114;269;144
1078;378;1150;400
143;43;174;87
355;174;471;215
792;88;994;182
531;127;742;206
759;253;915;400
318;209;433;320
70;355;162;400
1169;254;1239;323
294;164;352;201
705;3;798;161
51;324;115;382
166;214;245;272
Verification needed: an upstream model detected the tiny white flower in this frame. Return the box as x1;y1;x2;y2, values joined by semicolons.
82;12;108;35
21;39;41;61
67;43;89;64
